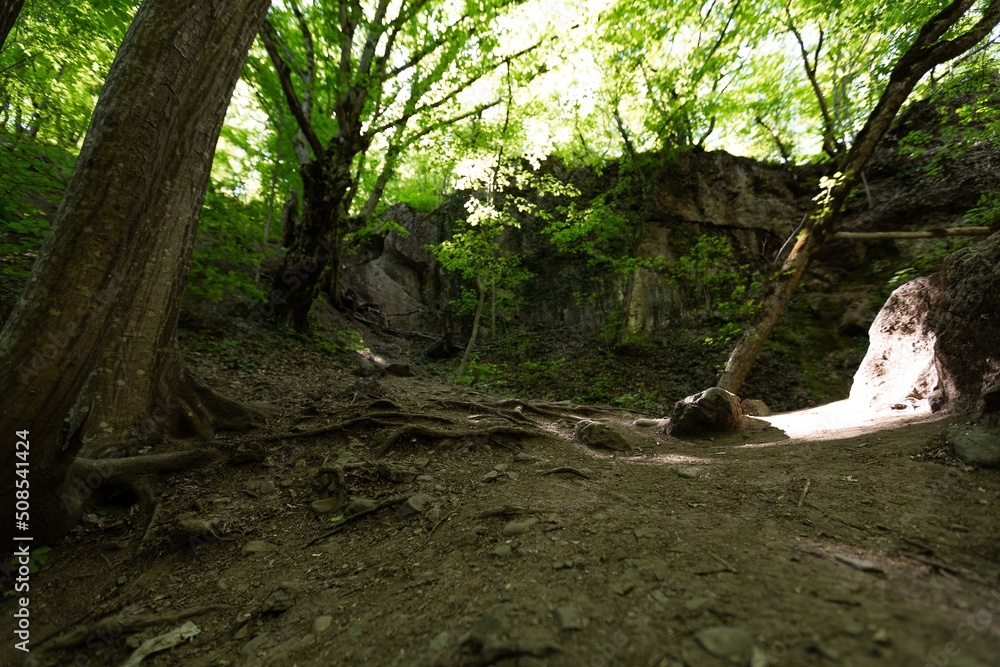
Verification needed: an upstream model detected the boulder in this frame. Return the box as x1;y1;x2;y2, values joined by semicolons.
850;277;940;409
947;425;1000;468
574;420;631;452
666;387;744;437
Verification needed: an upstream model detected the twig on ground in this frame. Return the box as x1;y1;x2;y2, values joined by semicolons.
797;479;812;507
305;494;410;546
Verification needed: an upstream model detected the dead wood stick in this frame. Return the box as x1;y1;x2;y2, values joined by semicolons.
305;494;410;546
43;604;230;650
711;553;738;574
797;479;812;507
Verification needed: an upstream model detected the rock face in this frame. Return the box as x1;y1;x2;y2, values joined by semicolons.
932;232;1000;414
666;387;744;437
849;277;941;409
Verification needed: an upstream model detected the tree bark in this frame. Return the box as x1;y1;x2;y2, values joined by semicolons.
718;0;1000;395
268;154;351;331
0;0;23;51
0;0;270;545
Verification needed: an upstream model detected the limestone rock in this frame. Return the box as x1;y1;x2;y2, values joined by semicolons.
666;387;744;436
850;277;940;409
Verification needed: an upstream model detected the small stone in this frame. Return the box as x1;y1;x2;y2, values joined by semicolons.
515;452;535;461
694;626;753;661
592;513;608;521
313;616;333;634
260;581;301;615
240;633;270;656
347;498;377;514
671;465;701;479
506;472;519;481
242;540;275;554
414;457;430;468
502;519;536;536
491;544;512;557
259;480;276;495
633;418;659;428
310;497;343;515
494;463;509;472
872;628;890;644
426;507;441;523
684;597;713;611
574;420;631;452
483;470;500;482
651;590;669;605
554;606;584;630
429;630;450;651
416;474;434;482
405;494;434;513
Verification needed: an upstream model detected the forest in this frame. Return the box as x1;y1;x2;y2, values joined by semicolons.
1;0;1000;665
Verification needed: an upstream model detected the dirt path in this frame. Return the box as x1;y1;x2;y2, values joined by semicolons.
7;342;1000;667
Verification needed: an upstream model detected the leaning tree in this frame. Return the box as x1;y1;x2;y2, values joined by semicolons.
717;0;1000;394
0;0;271;546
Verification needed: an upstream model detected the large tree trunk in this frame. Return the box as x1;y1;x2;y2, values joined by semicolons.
269;154;351;332
718;0;1000;395
0;0;23;50
0;0;270;545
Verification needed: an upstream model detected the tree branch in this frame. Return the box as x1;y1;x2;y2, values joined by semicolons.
259;20;325;160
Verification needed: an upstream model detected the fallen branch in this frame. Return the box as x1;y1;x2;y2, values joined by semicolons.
797;479;812;507
41;604;229;650
305;494;410;546
830;227;992;240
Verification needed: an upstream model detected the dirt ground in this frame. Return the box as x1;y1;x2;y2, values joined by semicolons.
4;322;1000;667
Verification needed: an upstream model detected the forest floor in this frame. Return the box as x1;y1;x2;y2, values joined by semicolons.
5;309;1000;667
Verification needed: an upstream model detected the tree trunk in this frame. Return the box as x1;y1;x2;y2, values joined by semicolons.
0;0;270;546
269;155;350;332
457;276;487;378
718;0;1000;395
0;0;23;51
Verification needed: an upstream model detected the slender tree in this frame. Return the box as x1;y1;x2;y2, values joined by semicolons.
255;0;541;331
0;0;271;545
718;0;1000;394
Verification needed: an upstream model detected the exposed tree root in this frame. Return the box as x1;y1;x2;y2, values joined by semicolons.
305;494;411;546
430;399;537;425
54;448;223;547
262;411;455;442
40;603;230;651
373;425;536;458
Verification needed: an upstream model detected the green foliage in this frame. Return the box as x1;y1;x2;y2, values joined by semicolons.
885;238;974;294
187;186;268;303
660;234;762;343
966;191;1000;228
1;0;135;145
0;134;74;283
